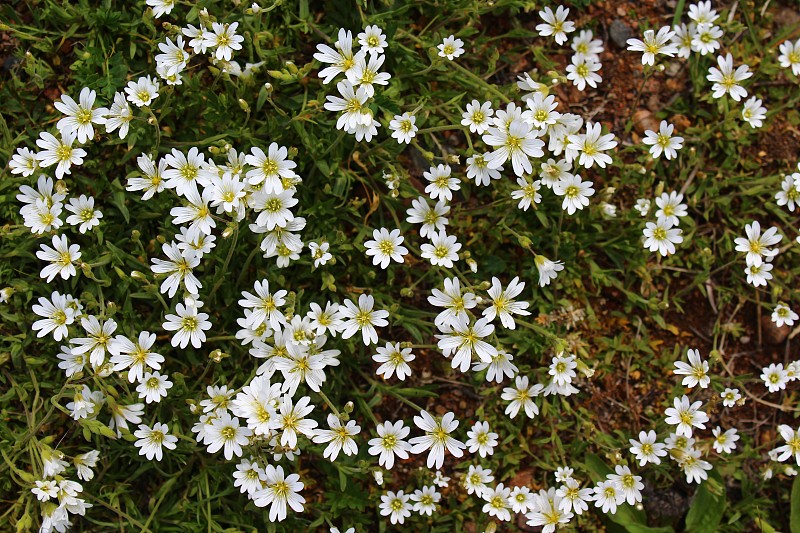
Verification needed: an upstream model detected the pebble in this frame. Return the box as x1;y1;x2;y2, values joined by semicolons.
609;19;634;49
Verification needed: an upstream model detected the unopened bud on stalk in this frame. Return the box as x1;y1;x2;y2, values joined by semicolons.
576;359;594;378
130;270;147;282
343;401;354;414
446;154;460;165
238;98;250;112
55;180;68;196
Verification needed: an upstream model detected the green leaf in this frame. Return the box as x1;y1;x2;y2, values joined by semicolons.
791;475;800;533
685;470;726;533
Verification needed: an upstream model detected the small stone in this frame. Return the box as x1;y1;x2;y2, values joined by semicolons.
762;315;790;345
632;109;659;135
609;20;634;49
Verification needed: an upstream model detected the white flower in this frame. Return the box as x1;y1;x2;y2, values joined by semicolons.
549;353;577;387
339;294;389;346
150;242;201;298
309;241;333;267
776;174;800;211
358;25;388;55
373;342;415;380
608;465;644;505
643;121;684;160
778;38;800;76
482;483;513;522
406;196;450;238
553;173;595;214
409;410;466;470
410;485;440;516
427;276;476;328
155;35;189;76
654;191;688;226
680;447;713;483
134;422;178;461
745;261;774;288
245;143;297;192
689;1;719;24
34;130;86;179
501;376;543;419
364;227;408;268
734;221;781;267
420;230;462;268
568;122;616;168
772;425;800;465
634;198;651;217
483;276;530;329
566;55;602;91
461;100;494;134
712;427;739;454
205;412;252;460
643;216;683;256
346;51;391;97
9;146;39;177
109;331;163;383
71;315;119;368
672;22;695;59
239;279;287;330
556;479;592;516
466;421;498;457
691;23;723;55
433;470;450;487
510;486;536;514
324;80;370;131
511;177;542;211
32;480;59;502
252;465;306;522
136;371;173;403
673;348;710;389
65;194;102;233
163;299;212;349
534;255;564;287
36;234;80;282
379;490;412;524
437;35;464;60
389;112;418;144
202;22;244;61
32;291;76;341
707;53;752;101
483;119;544;177
233;458;265;495
423;164;459;202
739;95;767;128
276;395;318;448
54;87;107;143
773;304;799;327
762;363;790;393
124;75;160;107
571;29;604;61
472;349;518;383
312;414;360;461
592;479;625;514
664;395;708;437
368;420;411;469
466;152;502;186
626;27;678;66
721;388;742;407
436;315;497;372
146;0;175;18
313;28;357;84
464;464;494;495
536;5;575;45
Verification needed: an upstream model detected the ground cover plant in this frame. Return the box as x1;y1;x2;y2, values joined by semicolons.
1;0;800;531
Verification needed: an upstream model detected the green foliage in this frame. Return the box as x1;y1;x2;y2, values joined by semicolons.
1;0;800;531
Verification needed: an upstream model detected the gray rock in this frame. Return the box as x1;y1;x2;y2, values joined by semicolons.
609;19;635;49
